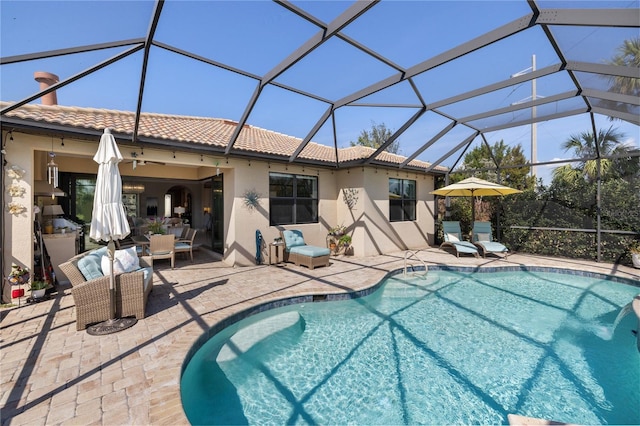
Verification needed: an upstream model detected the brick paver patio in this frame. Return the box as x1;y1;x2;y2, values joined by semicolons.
1;247;638;425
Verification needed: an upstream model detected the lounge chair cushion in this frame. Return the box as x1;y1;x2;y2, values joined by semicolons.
289;245;331;258
283;230;306;250
453;241;480;253
77;247;108;281
477;241;508;253
175;242;191;250
151;250;172;255
140;266;153;291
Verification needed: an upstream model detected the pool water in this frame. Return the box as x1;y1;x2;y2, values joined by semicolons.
181;270;640;425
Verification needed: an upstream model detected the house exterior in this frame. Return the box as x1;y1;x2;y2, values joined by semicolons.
1;102;443;303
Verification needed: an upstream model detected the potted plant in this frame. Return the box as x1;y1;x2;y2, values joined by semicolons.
30;280;49;299
7;263;30;285
328;225;347;237
630;240;640;269
338;234;352;247
147;218;166;235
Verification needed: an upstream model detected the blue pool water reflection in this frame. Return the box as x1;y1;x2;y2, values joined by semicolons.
181;269;640;425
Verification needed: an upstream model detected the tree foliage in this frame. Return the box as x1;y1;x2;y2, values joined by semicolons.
441;140;535;232
437;133;640;266
552;126;630;183
453;140;534;190
350;121;400;154
606;37;640;97
602;37;640;118
498;126;640;265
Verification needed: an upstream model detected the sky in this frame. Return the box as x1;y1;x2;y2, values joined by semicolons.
1;0;638;184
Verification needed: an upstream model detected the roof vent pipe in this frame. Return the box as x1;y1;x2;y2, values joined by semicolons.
34;71;59;105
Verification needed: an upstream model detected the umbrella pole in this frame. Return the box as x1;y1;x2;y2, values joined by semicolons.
471;189;475;226
471;196;474;225
86;238;137;335
108;238;116;321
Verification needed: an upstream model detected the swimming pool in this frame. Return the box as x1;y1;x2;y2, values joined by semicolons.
181;268;640;425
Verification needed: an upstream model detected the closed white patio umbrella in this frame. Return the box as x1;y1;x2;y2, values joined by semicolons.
87;128;133;335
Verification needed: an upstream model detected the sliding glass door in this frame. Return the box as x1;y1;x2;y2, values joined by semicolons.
211;174;223;254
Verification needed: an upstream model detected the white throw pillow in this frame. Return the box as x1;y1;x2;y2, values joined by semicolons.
101;247;140;275
445;233;459;242
476;233;490;241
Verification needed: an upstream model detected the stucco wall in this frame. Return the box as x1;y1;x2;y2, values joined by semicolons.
2;130;438;301
331;168;435;257
2;132;36;304
226;162;339;266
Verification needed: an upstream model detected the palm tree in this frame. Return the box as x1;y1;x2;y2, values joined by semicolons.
607;37;640;97
602;37;640;119
553;126;627;182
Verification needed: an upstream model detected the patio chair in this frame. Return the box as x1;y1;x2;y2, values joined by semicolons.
441;221;479;258
175;228;198;262
472;221;509;258
281;229;330;270
59;247;154;331
115;237;144;256
148;234;175;269
178;226;190;240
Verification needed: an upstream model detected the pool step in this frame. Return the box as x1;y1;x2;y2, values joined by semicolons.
507;414;574;425
216;311;304;362
381;275;441;298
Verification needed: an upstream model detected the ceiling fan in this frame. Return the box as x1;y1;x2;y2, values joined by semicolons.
126;152;165;169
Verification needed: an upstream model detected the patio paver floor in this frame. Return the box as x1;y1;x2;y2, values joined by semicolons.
1;247;638;425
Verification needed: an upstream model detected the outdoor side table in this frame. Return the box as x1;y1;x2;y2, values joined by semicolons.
269;241;284;265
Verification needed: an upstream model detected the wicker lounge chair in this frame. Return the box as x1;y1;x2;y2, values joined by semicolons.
59;247;154;331
281;229;330;270
472;221;509;258
440;221;479;258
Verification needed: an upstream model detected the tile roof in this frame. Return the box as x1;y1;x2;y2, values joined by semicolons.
1;102;445;171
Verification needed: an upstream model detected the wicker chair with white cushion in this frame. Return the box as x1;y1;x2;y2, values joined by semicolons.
59;247;154;331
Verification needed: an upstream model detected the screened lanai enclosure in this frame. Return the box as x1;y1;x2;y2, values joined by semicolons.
1;0;639;264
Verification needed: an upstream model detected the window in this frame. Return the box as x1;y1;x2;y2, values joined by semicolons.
389;178;416;221
269;172;318;225
74;177;96;223
164;194;172;218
